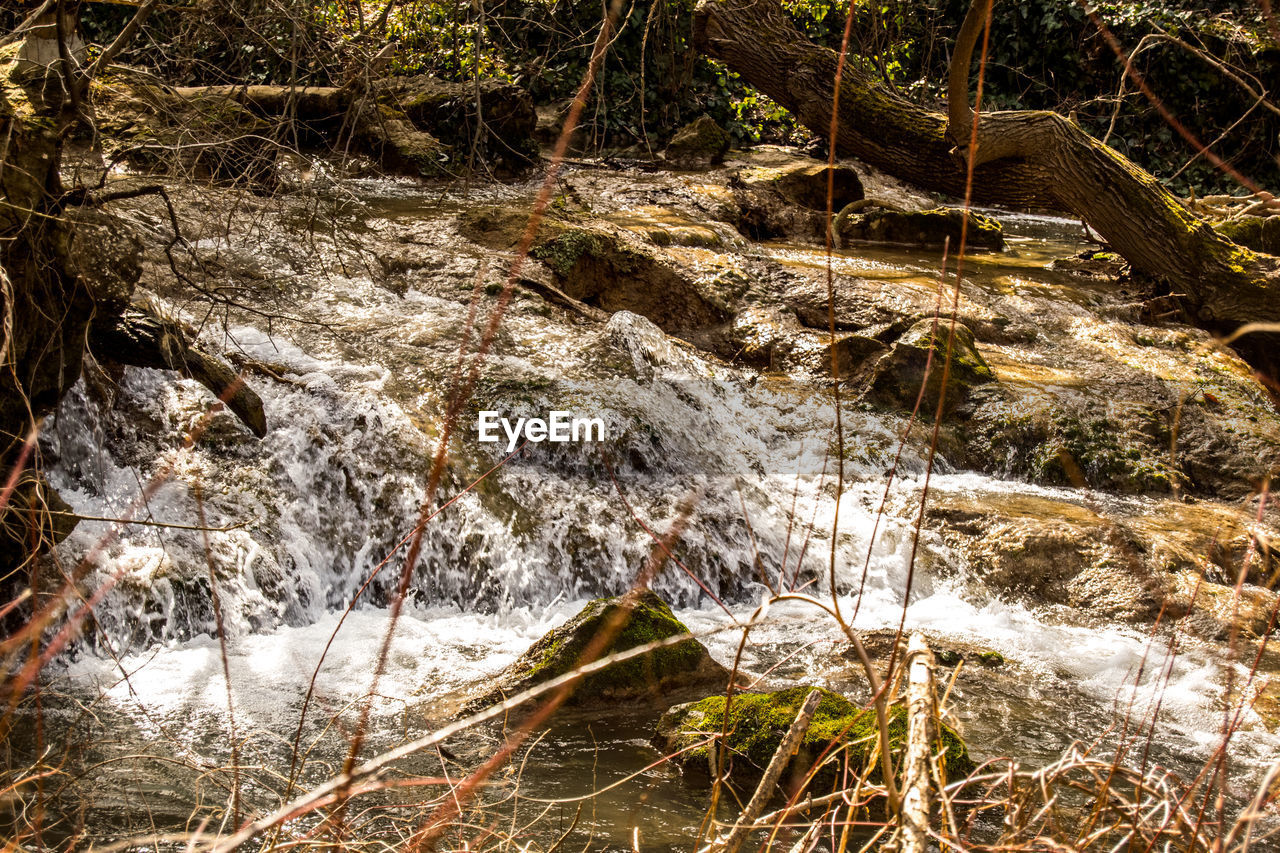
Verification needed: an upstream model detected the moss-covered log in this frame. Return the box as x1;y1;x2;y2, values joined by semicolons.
693;0;1280;384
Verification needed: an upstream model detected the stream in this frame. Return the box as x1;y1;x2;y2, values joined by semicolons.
16;149;1280;848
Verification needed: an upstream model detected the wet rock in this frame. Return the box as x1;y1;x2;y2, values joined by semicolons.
867;319;994;414
730;162;864;241
931;493;1166;621
531;226;730;338
930;489;1280;630
606;311;702;380
853;629;1006;669
1167;574;1278;639
965;401;1180;495
1049;250;1127;280
836;206;1004;252
663;115;730;170
471;590;729;709
827;333;888;378
654;685;973;789
90;304;267;437
747;163;864;211
457;204;545;250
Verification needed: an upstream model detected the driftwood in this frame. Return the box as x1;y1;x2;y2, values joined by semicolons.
90;305;267;437
887;633;936;853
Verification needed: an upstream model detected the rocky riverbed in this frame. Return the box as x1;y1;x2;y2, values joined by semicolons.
19;144;1280;847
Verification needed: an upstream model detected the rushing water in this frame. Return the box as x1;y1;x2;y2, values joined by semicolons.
18;157;1280;847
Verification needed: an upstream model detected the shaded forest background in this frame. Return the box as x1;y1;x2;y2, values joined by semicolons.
21;0;1277;196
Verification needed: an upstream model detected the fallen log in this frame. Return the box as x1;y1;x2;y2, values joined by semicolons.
90;305;267;437
693;0;1280;385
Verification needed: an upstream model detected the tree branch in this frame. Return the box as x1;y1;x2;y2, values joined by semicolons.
86;0;161;81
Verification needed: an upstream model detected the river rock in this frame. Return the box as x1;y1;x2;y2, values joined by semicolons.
654;685;974;789
930;489;1280;633
663;115;731;169
472;590;729;709
837;206;1004;251
867;319;994;413
730;162;864;241
531;226;730;338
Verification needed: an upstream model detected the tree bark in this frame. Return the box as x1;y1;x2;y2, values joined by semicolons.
693;0;1280;384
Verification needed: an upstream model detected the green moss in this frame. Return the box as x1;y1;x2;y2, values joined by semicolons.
1215;216;1280;256
977;650;1005;666
506;590;714;700
664;686;974;787
972;405;1180;494
531;228;615;277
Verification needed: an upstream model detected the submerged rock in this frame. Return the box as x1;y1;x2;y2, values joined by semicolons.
836;206;1004;252
472;590;729;708
664;115;731;169
654;686;974;790
867;319;994;413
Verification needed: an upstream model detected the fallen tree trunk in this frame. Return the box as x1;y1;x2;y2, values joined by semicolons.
90;305;267;437
693;0;1280;384
94;75;538;180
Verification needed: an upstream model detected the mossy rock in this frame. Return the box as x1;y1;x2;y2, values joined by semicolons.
530;227;730;336
472;590;729;709
664;115;731;170
730;161;865;241
1215;215;1280;256
654;686;974;791
837;206;1004;252
87;70;278;187
827;333;888;378
770;163;864;212
867;319;994;414
358;104;447;179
